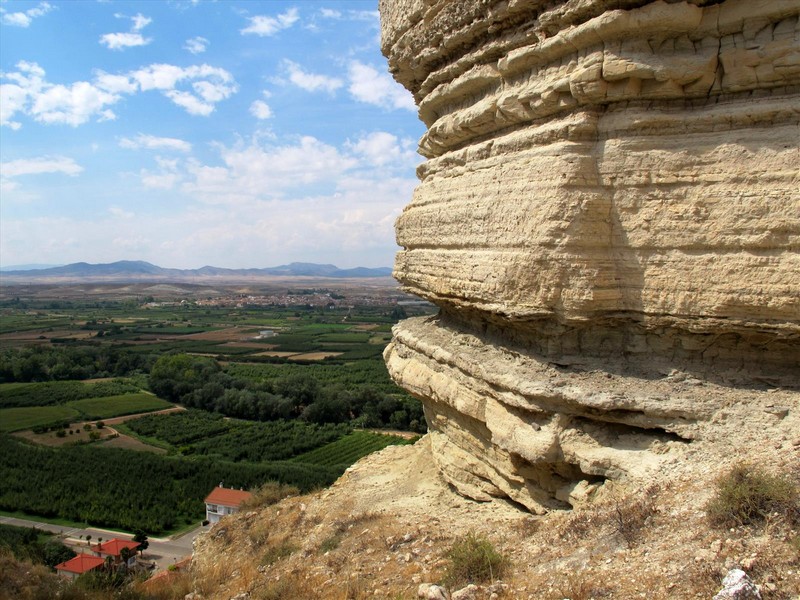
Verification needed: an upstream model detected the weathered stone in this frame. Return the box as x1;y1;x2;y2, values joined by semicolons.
418;582;449;600
713;569;762;600
451;584;479;600
381;0;800;512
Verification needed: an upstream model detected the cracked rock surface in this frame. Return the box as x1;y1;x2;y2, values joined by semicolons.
381;0;800;513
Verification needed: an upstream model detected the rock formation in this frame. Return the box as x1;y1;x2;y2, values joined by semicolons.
381;0;800;513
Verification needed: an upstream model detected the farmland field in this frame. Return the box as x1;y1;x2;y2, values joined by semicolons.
0;405;79;432
293;430;417;471
66;393;172;419
0;281;434;532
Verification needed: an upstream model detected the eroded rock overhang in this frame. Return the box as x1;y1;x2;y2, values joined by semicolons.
380;0;800;513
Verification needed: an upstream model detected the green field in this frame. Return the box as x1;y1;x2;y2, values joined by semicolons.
293;430;416;471
0;405;80;432
0;286;433;533
66;393;172;420
0;393;172;432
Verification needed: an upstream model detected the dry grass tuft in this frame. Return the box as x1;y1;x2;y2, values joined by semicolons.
706;464;799;528
441;531;509;589
551;572;615;600
612;483;660;547
241;482;300;510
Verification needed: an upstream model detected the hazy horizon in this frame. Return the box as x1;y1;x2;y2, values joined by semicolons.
0;1;423;270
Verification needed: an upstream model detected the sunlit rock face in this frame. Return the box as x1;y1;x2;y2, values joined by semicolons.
381;0;800;513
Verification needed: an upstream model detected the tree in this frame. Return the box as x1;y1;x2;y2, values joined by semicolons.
133;529;149;555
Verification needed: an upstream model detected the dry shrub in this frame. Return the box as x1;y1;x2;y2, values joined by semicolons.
320;532;344;553
319;512;383;554
135;571;194;600
706;464;799;528
248;517;273;547
342;574;372;600
612;484;660;547
261;540;299;566
551;571;614;600
242;482;300;510
255;573;320;600
442;532;509;589
191;556;237;596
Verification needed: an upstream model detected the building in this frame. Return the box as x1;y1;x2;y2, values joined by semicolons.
55;553;105;580
92;538;140;567
204;483;253;524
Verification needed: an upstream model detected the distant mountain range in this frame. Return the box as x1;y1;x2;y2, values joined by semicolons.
0;260;393;281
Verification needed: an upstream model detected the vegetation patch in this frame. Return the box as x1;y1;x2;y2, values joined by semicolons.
0;405;80;432
66;393;172;420
125;410;349;462
0;435;337;534
292;430;415;472
0;379;141;409
261;540;299;566
706;463;799;528
240;482;299;510
442;532;509;589
0;523;75;568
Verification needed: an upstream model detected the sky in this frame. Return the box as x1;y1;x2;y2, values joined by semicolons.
0;0;424;270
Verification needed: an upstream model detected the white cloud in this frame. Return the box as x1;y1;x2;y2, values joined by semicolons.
348;61;416;111
347;10;379;22
1;156;82;193
283;60;342;95
109;206;134;219
319;8;341;19
0;2;53;27
100;13;153;50
1;131;419;269
346;132;418;167
181;136;360;203
100;32;151;50
163;90;213;116
119;134;192;153
140;156;183;190
130;65;237;114
31;81;120;126
1;61;237;127
250;100;272;120
130;13;151;31
184;36;208;54
93;72;138;94
241;7;299;36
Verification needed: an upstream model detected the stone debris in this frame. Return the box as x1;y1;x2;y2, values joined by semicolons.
712;569;762;600
418;583;449;600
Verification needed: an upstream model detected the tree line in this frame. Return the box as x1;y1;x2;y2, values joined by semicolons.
0;345;155;384
149;353;426;432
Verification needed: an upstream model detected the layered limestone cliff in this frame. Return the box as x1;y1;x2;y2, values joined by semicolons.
382;0;800;513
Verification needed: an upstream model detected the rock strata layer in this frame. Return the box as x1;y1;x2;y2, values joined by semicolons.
381;0;800;513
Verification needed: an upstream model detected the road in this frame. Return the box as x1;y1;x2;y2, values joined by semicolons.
0;515;209;571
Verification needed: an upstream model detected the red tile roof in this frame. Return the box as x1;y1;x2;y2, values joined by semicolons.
204;486;252;507
95;538;140;557
55;553;105;574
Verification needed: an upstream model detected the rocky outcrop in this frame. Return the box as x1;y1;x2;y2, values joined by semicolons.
381;0;800;513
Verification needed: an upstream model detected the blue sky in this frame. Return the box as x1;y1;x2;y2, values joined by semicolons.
0;0;423;269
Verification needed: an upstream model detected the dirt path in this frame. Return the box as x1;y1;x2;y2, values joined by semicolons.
98;405;185;426
97;406;186;454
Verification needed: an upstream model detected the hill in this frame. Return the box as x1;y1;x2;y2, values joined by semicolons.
0;260;393;283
